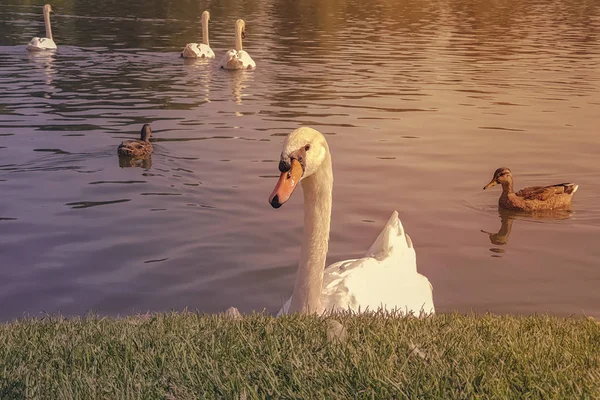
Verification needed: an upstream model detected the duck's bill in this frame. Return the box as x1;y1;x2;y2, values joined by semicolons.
483;180;497;190
269;159;303;208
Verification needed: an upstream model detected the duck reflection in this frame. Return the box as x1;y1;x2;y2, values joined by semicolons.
481;208;573;256
481;210;515;247
118;155;152;169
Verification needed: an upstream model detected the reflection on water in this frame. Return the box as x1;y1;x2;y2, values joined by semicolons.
230;70;252;105
0;0;599;320
481;211;515;253
27;51;56;87
118;155;152;169
182;57;213;106
481;209;575;257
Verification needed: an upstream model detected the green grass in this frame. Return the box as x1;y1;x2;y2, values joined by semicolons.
1;312;599;399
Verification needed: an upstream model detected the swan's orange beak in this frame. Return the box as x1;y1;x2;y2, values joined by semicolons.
269;159;303;208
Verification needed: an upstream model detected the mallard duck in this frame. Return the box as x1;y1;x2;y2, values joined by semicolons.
117;124;153;157
483;168;578;211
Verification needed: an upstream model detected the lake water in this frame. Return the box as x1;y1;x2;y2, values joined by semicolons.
1;0;599;321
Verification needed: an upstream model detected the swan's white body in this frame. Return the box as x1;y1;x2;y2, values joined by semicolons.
182;43;215;59
221;49;255;70
181;10;214;59
277;211;435;315
27;4;57;51
269;127;435;316
220;19;256;70
27;37;56;51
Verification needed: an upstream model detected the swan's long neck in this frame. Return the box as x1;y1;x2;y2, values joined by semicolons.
289;150;333;314
44;9;53;40
201;18;209;46
235;24;243;51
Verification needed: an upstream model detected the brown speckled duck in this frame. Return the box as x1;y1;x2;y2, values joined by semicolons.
483;168;578;211
117;124;153;157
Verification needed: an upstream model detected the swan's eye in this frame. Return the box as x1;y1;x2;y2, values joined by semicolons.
304;144;310;151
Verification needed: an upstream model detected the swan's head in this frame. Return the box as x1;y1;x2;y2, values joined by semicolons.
140;124;152;141
202;10;210;23
44;4;53;14
236;19;246;39
269;127;329;208
483;167;512;190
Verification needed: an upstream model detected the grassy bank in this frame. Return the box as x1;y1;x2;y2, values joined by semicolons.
1;312;599;399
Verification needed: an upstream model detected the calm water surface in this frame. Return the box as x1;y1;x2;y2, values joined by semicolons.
1;0;599;321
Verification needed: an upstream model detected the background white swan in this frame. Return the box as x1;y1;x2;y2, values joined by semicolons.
181;10;215;59
27;4;57;51
220;19;255;70
269;127;435;316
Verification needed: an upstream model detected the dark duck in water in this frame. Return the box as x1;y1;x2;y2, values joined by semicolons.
483;168;578;212
117;124;153;157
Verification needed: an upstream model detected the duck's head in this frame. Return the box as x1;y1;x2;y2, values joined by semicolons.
140;124;152;141
44;4;53;14
236;19;246;39
269;127;329;208
484;167;512;190
202;10;210;23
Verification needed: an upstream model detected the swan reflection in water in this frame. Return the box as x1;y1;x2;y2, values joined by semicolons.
28;50;56;89
231;70;252;105
481;209;573;256
118;155;152;169
182;56;213;104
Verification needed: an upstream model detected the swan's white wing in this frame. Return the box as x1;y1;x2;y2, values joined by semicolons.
277;211;434;316
220;49;239;69
220;49;256;70
322;211;433;315
277;298;291;316
27;37;57;51
321;256;434;316
181;43;200;58
199;44;215;59
237;50;256;69
181;43;215;59
365;210;416;272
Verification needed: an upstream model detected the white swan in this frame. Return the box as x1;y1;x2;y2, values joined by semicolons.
27;4;57;51
269;127;435;316
220;19;256;70
181;10;215;59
